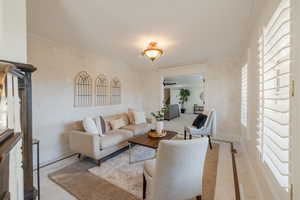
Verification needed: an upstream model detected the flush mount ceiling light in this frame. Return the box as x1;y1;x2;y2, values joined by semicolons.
142;41;164;62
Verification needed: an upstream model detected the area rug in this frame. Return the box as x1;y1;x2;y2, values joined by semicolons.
49;143;219;200
49;160;137;200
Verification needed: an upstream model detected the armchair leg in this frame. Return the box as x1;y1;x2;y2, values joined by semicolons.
184;130;187;140
77;153;81;159
196;195;202;200
208;135;213;149
189;134;192;140
143;174;147;199
97;160;101;166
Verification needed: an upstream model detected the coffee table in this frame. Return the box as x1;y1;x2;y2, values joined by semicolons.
128;130;178;164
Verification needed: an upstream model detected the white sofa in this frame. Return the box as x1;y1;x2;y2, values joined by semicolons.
68;112;154;164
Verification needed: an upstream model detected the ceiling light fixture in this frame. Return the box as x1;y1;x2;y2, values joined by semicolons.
142;41;164;62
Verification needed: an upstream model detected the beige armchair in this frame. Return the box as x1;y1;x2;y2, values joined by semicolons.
184;109;216;149
143;138;209;200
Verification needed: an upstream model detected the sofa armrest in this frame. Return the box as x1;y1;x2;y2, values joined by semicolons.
69;130;100;159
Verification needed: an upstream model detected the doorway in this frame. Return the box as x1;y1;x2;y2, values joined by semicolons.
163;74;205;114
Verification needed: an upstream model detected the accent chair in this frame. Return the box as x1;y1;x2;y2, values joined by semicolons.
184;109;216;149
143;138;209;200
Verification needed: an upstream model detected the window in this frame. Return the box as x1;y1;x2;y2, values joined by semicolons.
257;0;290;189
110;77;121;105
95;74;109;106
74;71;93;107
241;64;248;127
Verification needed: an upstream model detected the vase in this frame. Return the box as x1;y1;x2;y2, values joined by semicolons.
156;121;164;134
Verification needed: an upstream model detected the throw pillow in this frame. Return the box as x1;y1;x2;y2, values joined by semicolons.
94;117;104;136
100;116;106;133
128;108;135;124
133;111;146;124
82;117;99;135
110;118;126;130
192;113;208;129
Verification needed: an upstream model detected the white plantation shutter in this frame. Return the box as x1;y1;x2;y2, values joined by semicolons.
257;0;290;189
241;64;248;127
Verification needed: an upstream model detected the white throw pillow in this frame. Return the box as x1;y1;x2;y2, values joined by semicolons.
110;118;126;130
94;117;104;136
82;117;99;135
133;111;146;124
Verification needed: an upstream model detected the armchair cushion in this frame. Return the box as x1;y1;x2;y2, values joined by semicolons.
144;159;156;177
100;130;133;149
185;126;210;135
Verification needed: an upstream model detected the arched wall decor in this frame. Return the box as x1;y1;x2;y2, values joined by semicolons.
95;74;109;106
110;77;121;105
74;71;93;107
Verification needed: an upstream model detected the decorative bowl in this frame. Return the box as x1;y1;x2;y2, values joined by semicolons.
148;130;167;138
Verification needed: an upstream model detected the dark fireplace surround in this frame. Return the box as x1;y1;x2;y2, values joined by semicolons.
0;60;37;200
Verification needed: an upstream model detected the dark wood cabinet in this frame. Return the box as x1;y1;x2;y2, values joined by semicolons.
0;60;36;200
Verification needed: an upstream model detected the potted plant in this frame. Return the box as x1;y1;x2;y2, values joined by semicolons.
179;88;190;113
151;107;167;134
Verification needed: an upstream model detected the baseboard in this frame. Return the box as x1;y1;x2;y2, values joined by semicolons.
240;139;264;200
33;151;76;170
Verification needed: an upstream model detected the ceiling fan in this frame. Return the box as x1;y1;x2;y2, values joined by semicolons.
163;80;177;86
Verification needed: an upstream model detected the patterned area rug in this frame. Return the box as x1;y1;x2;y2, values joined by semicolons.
49;160;137;200
89;146;155;198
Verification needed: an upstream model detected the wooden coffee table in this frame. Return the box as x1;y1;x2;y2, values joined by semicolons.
128;130;177;164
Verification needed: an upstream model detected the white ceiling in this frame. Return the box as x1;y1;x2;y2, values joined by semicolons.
27;0;254;69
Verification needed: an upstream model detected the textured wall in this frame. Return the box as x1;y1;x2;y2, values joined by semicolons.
28;35;143;165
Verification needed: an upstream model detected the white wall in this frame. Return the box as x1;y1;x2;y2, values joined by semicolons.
28;35;143;165
170;88;180;105
141;61;241;141
0;0;27;62
184;86;203;114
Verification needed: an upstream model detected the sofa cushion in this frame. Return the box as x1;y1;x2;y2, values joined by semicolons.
133;111;146;124
128;108;135;124
110;118;126;130
82;118;99;135
144;159;156;177
94;117;104;136
121;123;152;136
100;130;133;149
103;113;129;132
100;116;106;133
